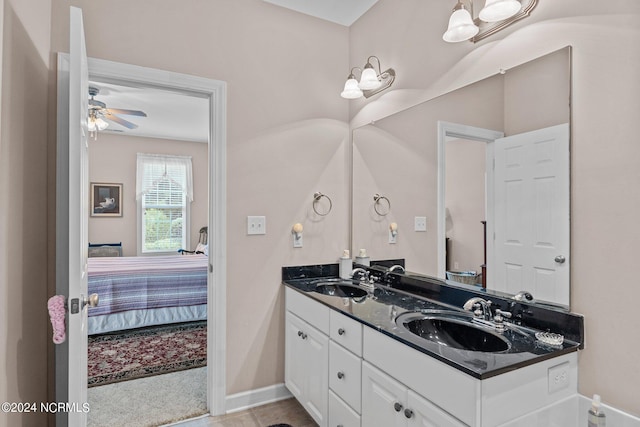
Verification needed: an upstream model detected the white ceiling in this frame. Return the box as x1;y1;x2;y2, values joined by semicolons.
262;0;379;26
90;1;378;143
89;81;210;143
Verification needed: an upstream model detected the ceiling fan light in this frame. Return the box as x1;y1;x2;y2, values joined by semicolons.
88;117;97;132
443;7;479;43
96;117;109;131
341;77;363;99
479;0;521;22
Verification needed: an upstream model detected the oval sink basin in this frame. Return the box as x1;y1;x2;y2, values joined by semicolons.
396;312;510;353
314;283;369;298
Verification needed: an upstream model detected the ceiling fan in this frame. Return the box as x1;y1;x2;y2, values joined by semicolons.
88;86;147;133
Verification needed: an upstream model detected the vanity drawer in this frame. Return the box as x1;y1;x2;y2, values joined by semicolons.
329;341;362;413
330;310;362;356
329;390;360;427
286;287;330;335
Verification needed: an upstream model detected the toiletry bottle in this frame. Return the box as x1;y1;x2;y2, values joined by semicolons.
339;250;352;279
588;394;606;427
355;248;370;266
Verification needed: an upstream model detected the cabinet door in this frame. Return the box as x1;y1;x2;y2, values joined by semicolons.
362;362;406;427
285;311;329;426
285;312;307;400
407;390;468;427
303;319;329;426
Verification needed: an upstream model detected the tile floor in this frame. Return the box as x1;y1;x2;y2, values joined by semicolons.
171;398;318;427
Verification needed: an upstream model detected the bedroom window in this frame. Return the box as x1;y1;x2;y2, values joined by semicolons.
136;154;193;254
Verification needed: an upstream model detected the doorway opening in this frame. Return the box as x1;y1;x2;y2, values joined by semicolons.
82;58;226;421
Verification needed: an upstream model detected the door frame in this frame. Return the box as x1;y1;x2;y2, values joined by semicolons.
436;121;504;282
56;57;227;416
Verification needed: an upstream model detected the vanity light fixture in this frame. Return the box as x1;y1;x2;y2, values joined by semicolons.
443;0;538;43
340;56;396;99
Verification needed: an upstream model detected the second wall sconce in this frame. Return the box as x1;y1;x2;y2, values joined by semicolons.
443;0;538;43
341;56;396;100
292;223;303;248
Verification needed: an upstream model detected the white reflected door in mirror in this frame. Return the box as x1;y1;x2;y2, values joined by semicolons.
492;124;570;306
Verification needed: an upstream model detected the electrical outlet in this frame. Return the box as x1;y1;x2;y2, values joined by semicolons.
414;216;427;232
548;362;570;393
247;216;266;235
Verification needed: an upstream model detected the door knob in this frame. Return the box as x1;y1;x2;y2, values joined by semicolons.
404;408;414;419
394;402;403;412
337;371;345;379
338;328;345;335
554;255;566;264
82;293;99;308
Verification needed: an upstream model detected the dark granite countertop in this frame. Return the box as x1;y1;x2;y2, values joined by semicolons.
282;264;582;380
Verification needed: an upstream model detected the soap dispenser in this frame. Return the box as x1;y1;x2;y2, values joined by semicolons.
588;394;606;427
355;248;370;266
339;250;352;279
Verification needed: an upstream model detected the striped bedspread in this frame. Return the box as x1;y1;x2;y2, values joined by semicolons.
87;255;208;317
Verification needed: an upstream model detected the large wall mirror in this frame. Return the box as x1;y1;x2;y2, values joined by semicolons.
352;47;571;308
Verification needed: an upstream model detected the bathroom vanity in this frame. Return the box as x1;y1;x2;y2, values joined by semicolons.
282;264;583;427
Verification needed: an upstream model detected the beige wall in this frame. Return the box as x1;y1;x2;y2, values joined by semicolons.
350;0;640;416
88;134;208;256
0;0;52;425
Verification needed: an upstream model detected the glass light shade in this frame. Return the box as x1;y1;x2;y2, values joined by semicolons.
88;118;97;132
358;67;381;90
95;118;109;130
341;78;363;99
443;8;479;42
479;0;521;22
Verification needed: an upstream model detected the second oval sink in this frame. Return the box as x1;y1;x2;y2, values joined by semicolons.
396;312;510;353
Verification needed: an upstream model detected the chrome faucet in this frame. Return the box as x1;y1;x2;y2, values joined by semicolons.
463;297;493;321
351;268;370;282
513;291;535;303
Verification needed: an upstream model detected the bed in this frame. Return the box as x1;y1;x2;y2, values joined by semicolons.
87;254;208;335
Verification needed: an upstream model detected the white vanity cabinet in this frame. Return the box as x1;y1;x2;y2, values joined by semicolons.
363;327;578;427
285;286;579;427
362;361;466;427
285;288;330;426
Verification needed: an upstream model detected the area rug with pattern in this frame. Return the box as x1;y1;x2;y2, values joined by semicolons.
88;321;207;387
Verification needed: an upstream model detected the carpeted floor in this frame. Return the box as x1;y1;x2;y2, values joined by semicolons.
88;366;208;427
88;321;207;387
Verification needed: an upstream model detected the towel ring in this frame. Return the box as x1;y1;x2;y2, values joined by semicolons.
313;192;332;216
373;194;391;216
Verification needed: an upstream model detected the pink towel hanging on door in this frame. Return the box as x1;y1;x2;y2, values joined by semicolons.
47;295;66;344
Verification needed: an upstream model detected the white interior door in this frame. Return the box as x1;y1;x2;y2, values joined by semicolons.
67;6;90;425
492;124;570;306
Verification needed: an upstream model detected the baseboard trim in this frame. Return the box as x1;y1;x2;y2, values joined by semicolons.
225;383;293;414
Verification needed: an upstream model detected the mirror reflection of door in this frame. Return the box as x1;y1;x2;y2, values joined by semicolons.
442;123;570;307
492;124;570;306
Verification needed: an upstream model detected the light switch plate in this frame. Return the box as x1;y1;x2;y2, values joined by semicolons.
247;216;266;235
414;216;427;232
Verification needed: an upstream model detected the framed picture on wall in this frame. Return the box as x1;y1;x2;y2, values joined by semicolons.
90;183;123;217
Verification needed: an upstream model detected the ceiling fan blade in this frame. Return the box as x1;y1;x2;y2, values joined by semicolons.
104;112;139;129
105;108;147;117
